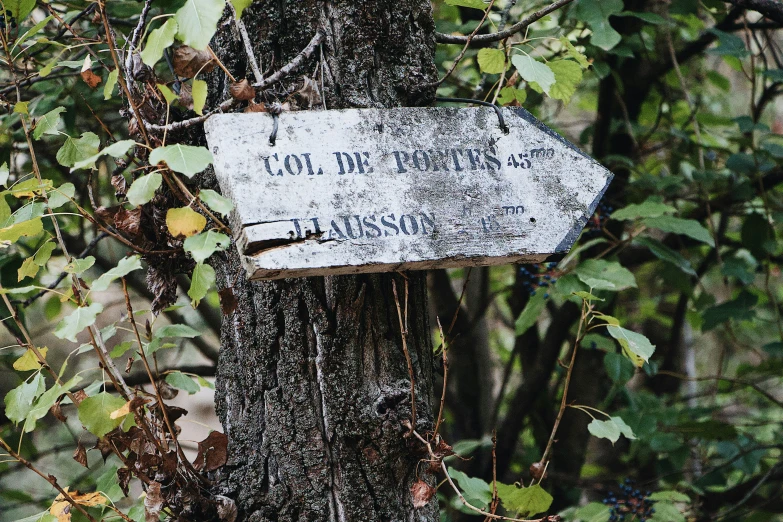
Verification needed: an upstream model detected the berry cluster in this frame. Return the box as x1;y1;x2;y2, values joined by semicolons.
587;201;613;235
602;479;655;521
0;10;16;30
519;262;559;299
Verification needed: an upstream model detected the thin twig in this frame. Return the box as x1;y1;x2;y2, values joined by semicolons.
0;437;99;522
435;0;576;45
433;316;449;439
227;2;263;84
392;279;416;434
145;31;325;133
538;298;588;466
435;0;498;87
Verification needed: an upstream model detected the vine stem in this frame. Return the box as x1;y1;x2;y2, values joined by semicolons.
392;278;417;433
538;297;588;467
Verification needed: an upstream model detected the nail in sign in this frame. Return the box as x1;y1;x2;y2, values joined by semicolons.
204;107;612;280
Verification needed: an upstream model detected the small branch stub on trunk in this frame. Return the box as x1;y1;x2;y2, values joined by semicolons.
204;106;612;280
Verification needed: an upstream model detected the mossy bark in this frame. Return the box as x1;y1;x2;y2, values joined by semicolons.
206;2;439;520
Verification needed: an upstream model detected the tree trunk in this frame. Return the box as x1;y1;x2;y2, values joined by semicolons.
206;2;439;520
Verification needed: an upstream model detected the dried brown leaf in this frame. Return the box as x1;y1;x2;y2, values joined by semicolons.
72;441;88;468
144;481;164;522
230;79;255;101
111;174;127;198
297;76;321;108
178;82;194;111
117;467;131;496
173;46;216;78
72;390;87;406
245;100;267;113
410;479;436;509
80;58;102;88
193;431;228;472
114;207;142;239
51;401;67;422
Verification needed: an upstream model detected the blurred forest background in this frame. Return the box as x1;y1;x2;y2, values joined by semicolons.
2;0;783;521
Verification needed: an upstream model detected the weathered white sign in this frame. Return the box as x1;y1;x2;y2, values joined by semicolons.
204;107;612;280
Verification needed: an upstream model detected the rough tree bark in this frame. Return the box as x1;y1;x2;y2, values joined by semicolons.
203;2;440;521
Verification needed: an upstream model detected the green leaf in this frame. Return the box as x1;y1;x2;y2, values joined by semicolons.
575;259;637;292
158;83;179;104
110;341;135;358
547;59;583;103
587;417;621;443
183;230;231;263
649;491;690;502
174;0;226;50
155;324;201;339
230;0;253;18
6;0;37;21
618;11;669;24
48;182;75;210
72;140;135;171
511;55;555;94
24;375;82;432
64;256;96;275
477;48;506;74
607;325;655;365
78;392;127;438
54;302;103;342
572;502;611;522
611;200;676;220
496;483;553;518
515;291;546;336
572;0;623;50
559;36;590;68
149;144;213;177
13;347;47;371
708;28;749;58
165;371;201;394
192;79;208;115
141;18;178;67
199;189;234;216
497;86;527;105
91;255;143;292
702;290;757;331
126;172;163;207
104;69;119;100
188;262;215;307
445;0;488;9
649;501;686;522
4;373;46;424
633;237;696;276
32;107;66;139
0;217;43;242
56;132;100;168
604;351;634;385
643;216;714;246
449;469;492;507
741;213;775;260
13;15;54;49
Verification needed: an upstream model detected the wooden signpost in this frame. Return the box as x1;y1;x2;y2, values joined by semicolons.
204;106;612;280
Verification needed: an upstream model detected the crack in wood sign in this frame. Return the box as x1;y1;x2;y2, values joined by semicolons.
204;107;612;280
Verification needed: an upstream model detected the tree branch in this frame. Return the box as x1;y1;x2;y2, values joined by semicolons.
435;0;575;45
725;0;783;24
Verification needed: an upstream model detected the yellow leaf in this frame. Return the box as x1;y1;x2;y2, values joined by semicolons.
13;347;48;371
166;207;206;238
50;489;108;521
109;400;132;419
18;256;39;281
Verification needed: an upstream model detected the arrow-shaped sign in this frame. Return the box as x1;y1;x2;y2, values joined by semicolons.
205;107;612;280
